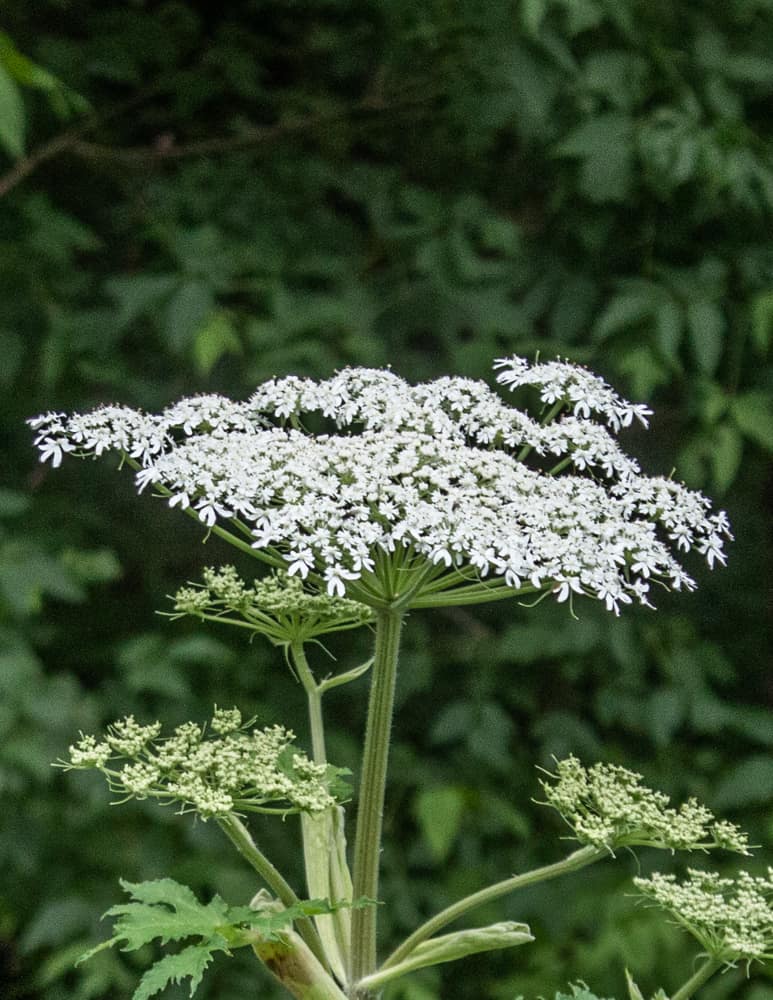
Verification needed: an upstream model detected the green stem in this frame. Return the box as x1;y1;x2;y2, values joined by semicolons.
381;845;604;971
291;642;327;764
217;814;327;967
671;958;723;1000
349;608;405;992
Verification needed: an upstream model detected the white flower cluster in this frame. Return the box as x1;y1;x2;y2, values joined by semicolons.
30;356;731;614
63;708;337;818
634;868;773;965
540;757;750;855
172;565;373;644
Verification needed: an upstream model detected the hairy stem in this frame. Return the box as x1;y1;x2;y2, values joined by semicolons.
381;845;604;970
349;608;404;993
291;642;327;764
671;958;723;1000
217;814;327;966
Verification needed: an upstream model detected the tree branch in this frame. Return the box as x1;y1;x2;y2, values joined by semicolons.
0;88;432;195
0;88;165;199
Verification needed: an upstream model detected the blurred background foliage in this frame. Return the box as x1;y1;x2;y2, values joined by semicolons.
0;1;772;998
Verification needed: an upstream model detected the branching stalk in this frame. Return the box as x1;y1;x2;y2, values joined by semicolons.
216;814;327;966
671;958;723;1000
381;844;604;971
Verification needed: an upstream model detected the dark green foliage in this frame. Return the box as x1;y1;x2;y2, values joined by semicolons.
0;1;771;998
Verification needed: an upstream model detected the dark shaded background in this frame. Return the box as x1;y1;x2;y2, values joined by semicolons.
0;2;772;998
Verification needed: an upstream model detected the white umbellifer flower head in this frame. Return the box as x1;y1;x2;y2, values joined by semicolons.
634;868;773;967
59;709;344;819
29;356;731;613
540;756;750;855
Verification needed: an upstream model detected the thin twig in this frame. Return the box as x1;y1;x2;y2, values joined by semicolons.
0;87;164;199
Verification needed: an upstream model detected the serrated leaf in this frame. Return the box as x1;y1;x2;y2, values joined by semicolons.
134;942;222;1000
106;879;230;951
0;60;25;157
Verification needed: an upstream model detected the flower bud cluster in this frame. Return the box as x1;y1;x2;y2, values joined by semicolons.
62;708;338;818
540;756;749;855
30;356;730;614
634;868;773;965
172;565;373;644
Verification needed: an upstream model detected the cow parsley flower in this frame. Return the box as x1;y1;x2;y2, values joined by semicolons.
540;756;750;855
634;868;773;966
29;356;731;613
61;708;343;819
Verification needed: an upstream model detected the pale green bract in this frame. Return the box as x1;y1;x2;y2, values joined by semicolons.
539;756;750;855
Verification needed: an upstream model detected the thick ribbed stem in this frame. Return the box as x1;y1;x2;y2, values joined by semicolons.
349;609;404;995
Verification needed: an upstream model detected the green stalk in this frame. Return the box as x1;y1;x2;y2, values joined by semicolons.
216;814;327;966
381;845;604;971
671;958;723;1000
291;642;327;764
291;642;352;985
349;608;405;994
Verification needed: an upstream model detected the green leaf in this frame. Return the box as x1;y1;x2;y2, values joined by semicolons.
731;392;773;451
555;113;634;203
193;311;241;375
556;985;614;1000
654;299;683;360
711;423;743;493
134;942;222;1000
686;299;724;374
165;281;215;353
592;289;654;342
646;688;684;747
714;755;773;809
521;0;549;36
0;60;25;157
750;290;773;352
0;488;31;518
414;786;466;863
101;878;231;952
